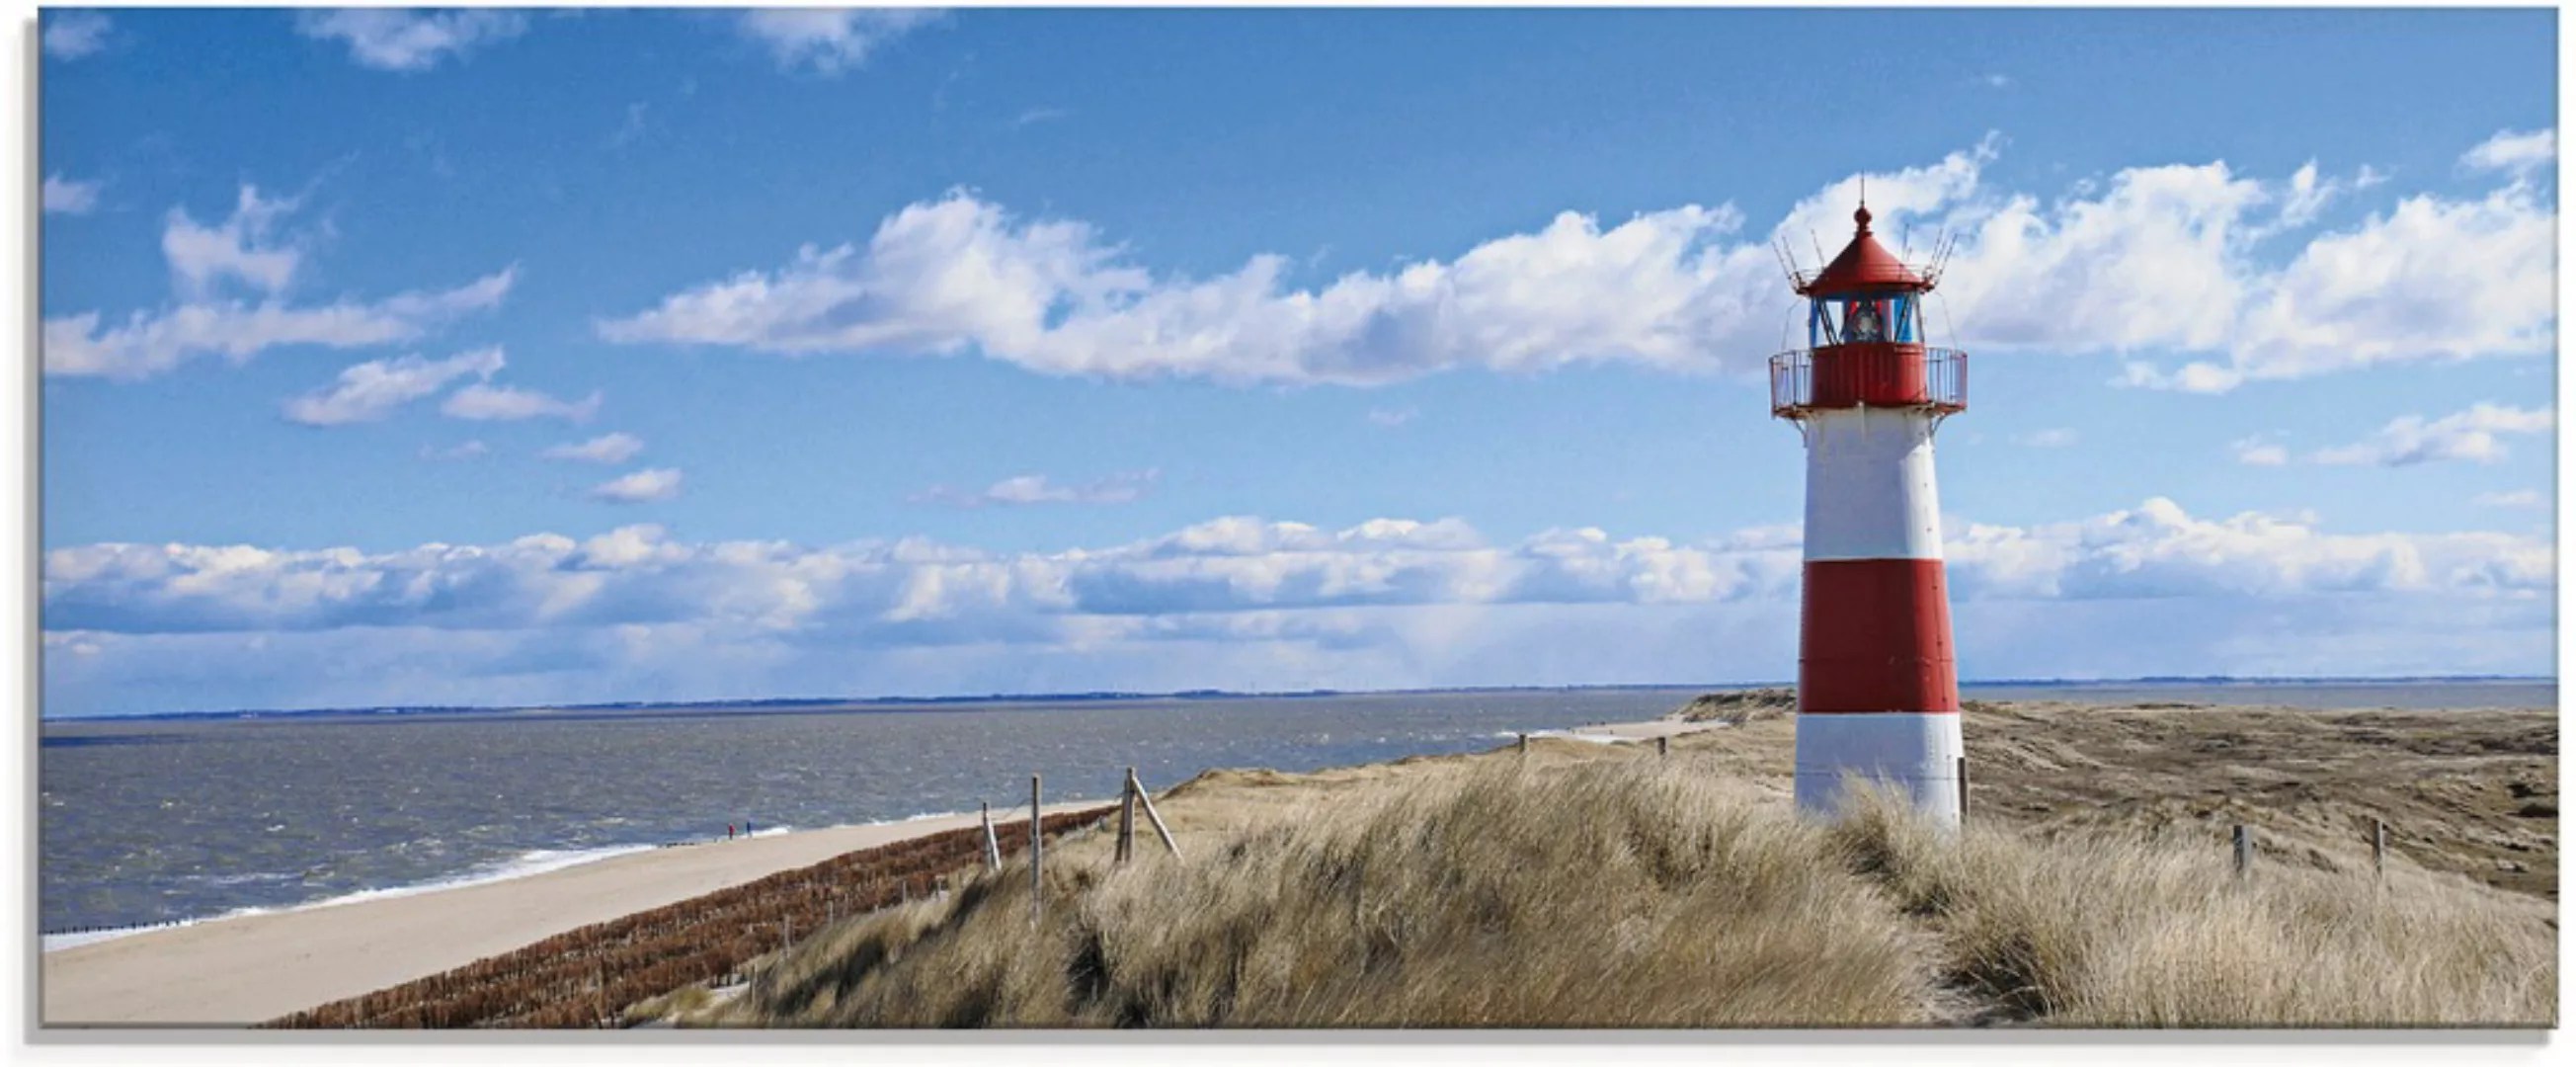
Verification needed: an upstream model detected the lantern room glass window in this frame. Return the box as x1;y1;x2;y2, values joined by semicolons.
1809;292;1924;347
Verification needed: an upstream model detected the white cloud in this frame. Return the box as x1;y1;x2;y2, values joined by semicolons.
597;188;1788;385
912;469;1160;509
2230;436;2290;467
737;9;941;75
2308;404;2554;466
44;183;518;379
441;382;603;423
2149;171;2557;392
2012;428;2076;449
542;432;646;464
590;468;684;504
2262;160;2346;234
1942;497;2548;602
2473;490;2545;509
1368;407;1418;428
282;346;507;426
40;500;2550;714
43;11;111;59
295;9;529;72
2460;128;2555;177
42;175;101;215
602;132;2548;393
43;269;517;380
162;185;302;298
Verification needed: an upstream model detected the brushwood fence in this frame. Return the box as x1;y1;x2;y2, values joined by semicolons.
262;807;1109;1029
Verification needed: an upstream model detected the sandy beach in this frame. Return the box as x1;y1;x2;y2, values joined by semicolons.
40;810;1024;1026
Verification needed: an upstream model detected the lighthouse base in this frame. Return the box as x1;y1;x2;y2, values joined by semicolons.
1793;711;1963;832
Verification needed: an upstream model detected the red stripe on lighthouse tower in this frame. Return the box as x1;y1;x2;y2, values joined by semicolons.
1771;200;1966;831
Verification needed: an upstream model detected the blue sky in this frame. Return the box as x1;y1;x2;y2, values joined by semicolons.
38;8;2558;716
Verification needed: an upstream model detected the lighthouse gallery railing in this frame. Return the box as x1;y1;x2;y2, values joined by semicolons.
1769;346;1966;420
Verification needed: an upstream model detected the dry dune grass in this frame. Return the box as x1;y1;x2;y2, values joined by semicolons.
1829;781;2556;1027
706;753;2554;1029
713;761;1941;1027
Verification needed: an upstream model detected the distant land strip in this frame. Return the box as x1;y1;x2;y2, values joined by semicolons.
42;676;2557;724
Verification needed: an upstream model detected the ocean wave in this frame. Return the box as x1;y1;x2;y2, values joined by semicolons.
297;843;665;910
41;841;662;953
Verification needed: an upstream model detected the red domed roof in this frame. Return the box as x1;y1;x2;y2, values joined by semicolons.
1796;205;1927;295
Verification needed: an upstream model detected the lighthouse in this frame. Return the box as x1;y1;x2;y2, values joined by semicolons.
1770;201;1968;830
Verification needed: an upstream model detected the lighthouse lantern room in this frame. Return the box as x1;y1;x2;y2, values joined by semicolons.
1770;201;1969;831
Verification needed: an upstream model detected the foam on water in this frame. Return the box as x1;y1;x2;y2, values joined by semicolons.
41;841;666;953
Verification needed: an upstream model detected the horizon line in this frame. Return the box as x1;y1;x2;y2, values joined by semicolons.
40;674;2560;724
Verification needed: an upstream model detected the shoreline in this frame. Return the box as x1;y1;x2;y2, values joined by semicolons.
40;719;1702;1026
39;806;1060;1026
39;823;838;954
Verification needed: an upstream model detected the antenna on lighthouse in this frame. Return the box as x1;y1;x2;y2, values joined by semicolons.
1933;231;1962;288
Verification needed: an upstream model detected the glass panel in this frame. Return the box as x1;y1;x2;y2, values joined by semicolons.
1841;297;1890;343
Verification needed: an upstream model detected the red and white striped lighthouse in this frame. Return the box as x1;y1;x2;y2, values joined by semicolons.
1770;202;1968;830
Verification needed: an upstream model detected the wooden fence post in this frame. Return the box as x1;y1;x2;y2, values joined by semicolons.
2373;818;2386;882
781;915;792;953
1957;755;1970;824
981;801;1002;871
1019;773;1030;912
1656;735;1669;759
1117;767;1139;865
2232;825;2251;881
1134;773;1183;861
1517;732;1529;758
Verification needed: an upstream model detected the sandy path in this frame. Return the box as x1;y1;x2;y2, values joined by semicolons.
1544;718;1730;742
41;811;1012;1027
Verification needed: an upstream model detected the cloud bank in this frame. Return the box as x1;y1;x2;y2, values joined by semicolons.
42;499;2551;715
600;130;2553;394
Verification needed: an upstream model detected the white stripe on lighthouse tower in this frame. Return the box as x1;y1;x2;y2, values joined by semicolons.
1794;402;1963;830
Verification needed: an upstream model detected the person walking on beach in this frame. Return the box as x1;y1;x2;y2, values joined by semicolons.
727;823;735;841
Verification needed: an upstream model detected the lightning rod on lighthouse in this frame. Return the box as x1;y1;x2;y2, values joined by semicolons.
1770;200;1969;831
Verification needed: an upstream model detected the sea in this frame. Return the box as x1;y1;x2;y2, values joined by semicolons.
37;680;2554;946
